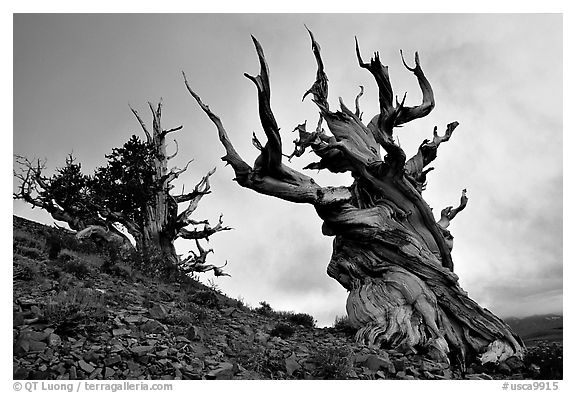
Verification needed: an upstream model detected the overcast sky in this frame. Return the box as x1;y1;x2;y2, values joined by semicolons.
12;14;562;326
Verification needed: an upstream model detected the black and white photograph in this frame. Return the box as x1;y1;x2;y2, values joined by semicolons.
10;8;566;389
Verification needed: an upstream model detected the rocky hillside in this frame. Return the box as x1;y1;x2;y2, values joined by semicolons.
12;216;562;380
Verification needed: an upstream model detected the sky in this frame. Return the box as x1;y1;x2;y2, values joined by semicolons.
12;13;563;327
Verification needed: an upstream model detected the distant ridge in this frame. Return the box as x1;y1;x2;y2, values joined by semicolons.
504;314;563;346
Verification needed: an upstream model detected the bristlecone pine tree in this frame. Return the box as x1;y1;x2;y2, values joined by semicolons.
185;30;525;366
14;103;231;277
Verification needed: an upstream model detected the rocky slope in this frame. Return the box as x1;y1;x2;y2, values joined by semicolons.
12;216;561;380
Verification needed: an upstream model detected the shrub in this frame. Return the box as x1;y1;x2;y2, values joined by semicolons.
165;311;195;326
43;286;108;335
13;230;44;250
46;233;63;259
333;315;358;336
13;259;37;281
127;249;180;280
183;302;208;322
236;344;285;378
101;262;132;279
256;301;274;316
55;230;100;254
309;346;353;379
56;253;91;279
270;322;295;339
288;313;316;328
16;246;45;260
189;290;220;308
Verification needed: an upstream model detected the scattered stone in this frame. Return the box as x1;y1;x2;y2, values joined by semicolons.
254;331;270;344
47;333;62;347
13;312;25;327
186;326;205;341
148;303;169;320
131;345;154;356
112;328;131;337
77;359;95;373
141;319;166;334
205;362;236;380
13;367;30;379
363;354;393;373
89;367;102;379
126;360;143;377
104;355;121;366
104;367;116;379
285;353;301;376
28;340;47;352
83;351;100;363
69;365;77;380
124;315;145;324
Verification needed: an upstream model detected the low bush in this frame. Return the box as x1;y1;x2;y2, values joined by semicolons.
333;315;358;336
255;301;274;316
235;344;286;378
16;245;45;260
183;302;208;322
270;322;295;339
13;230;44;250
165;311;195;326
308;346;353;379
288;313;316;328
13;258;38;281
126;249;180;280
45;233;63;259
42;286;108;336
189;290;220;308
56;253;91;279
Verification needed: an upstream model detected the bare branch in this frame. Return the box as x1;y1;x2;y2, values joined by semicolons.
397;50;435;125
166;139;179;160
174;168;216;227
244;36;286;178
129;105;152;144
183;71;252;182
148;101;162;136
354;85;364;119
302;26;329;109
180;243;230;277
163;159;194;184
437;189;468;229
185;42;352;207
405;122;460;191
433;121;459;145
355;37;395;122
252;132;264;151
178;213;232;240
161;125;183;138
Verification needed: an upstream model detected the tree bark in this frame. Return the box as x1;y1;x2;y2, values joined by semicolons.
186;30;524;366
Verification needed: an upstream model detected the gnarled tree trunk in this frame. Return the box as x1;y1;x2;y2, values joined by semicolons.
129;103;231;275
185;30;524;365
